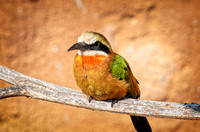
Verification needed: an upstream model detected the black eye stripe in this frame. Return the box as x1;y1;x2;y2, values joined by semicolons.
89;41;110;54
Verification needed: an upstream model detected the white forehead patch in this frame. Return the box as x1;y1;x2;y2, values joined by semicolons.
78;33;97;44
78;50;108;57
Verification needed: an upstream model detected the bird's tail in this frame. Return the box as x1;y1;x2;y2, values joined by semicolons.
130;116;152;132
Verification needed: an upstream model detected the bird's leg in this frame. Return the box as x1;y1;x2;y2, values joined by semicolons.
111;99;118;107
87;96;93;103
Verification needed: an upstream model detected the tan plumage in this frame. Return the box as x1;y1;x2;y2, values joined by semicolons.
73;52;130;100
68;32;151;132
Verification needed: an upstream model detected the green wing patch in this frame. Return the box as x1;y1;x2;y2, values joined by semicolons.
110;54;129;80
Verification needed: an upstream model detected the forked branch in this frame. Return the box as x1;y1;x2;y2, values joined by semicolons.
0;65;199;120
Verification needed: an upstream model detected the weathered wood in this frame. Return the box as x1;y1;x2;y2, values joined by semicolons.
0;65;200;120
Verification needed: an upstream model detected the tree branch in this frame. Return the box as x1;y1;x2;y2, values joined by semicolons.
0;65;200;120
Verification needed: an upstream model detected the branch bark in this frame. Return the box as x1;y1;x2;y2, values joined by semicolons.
0;65;200;120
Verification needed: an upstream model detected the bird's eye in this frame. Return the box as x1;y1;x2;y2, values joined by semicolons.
94;41;100;47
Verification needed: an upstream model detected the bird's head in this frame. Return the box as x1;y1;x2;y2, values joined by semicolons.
68;32;112;56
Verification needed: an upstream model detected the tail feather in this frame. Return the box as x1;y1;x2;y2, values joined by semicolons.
130;116;152;132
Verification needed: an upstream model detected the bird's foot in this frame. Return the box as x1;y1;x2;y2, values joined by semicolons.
87;96;93;103
111;99;118;107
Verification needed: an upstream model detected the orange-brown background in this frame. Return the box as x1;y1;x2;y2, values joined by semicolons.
0;0;200;131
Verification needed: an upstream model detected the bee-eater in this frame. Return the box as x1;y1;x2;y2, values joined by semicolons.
67;32;151;132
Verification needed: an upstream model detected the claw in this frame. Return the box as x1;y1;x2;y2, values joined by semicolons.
87;96;93;103
111;99;118;107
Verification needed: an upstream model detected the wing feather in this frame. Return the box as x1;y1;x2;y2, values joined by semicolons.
110;53;140;98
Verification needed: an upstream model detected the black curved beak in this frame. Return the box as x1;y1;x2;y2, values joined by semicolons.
67;42;86;52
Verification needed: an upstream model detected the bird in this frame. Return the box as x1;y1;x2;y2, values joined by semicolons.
67;31;152;132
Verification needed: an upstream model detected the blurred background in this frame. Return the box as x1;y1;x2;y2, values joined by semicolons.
0;0;200;131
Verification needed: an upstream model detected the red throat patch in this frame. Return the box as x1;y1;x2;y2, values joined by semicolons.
75;54;107;66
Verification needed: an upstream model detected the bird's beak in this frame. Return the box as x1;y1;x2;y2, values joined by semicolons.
67;42;86;52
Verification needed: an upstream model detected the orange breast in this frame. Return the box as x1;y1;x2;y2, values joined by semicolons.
75;54;107;66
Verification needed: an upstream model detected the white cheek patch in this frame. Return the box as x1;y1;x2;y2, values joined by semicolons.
78;50;108;57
